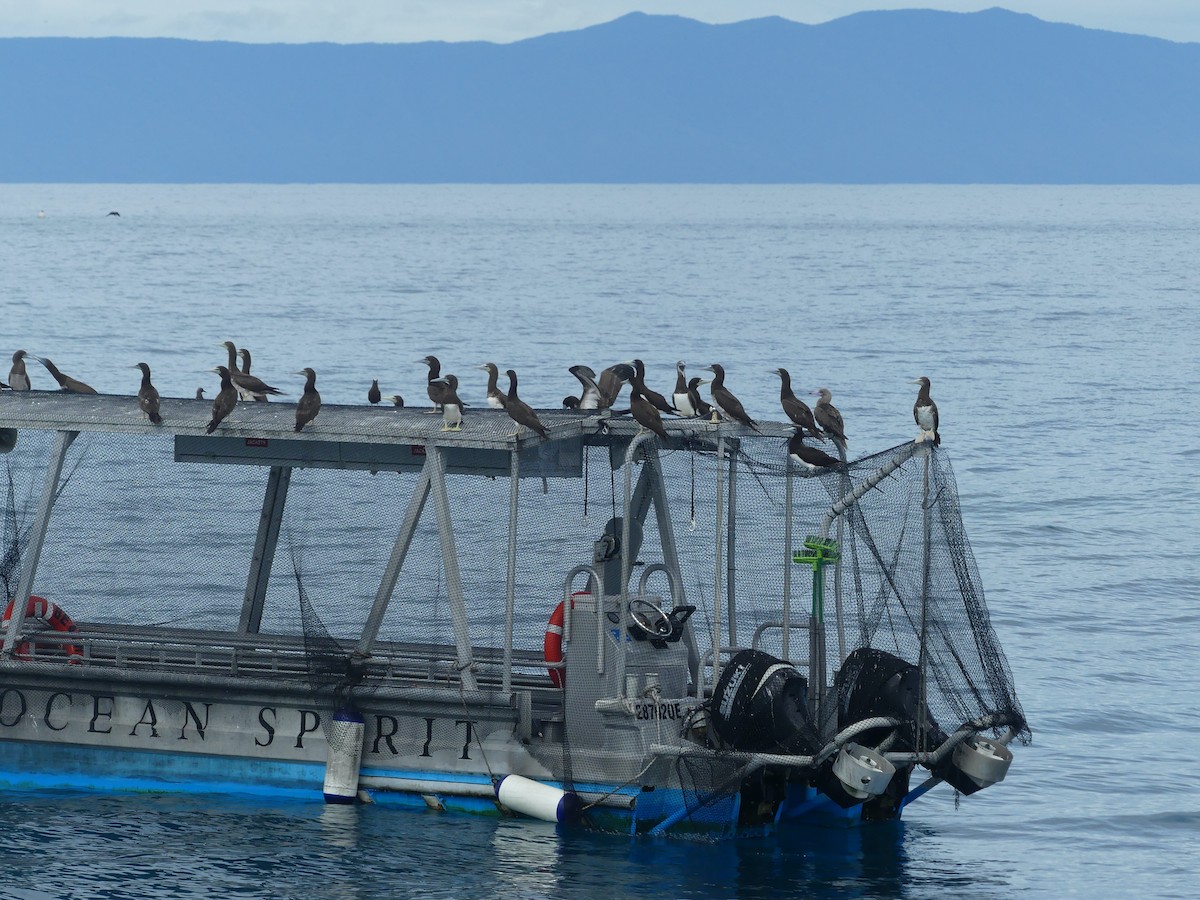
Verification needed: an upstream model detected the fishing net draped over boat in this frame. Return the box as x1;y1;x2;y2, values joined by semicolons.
0;416;1025;829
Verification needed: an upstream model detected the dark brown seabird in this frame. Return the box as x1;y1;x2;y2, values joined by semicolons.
195;387;205;401
477;363;507;409
813;387;847;451
37;357;97;394
912;376;941;446
630;386;670;442
368;379;381;405
597;363;635;409
222;342;282;402
133;362;162;424
503;369;548;439
704;364;759;432
295;368;321;432
686;377;713;418
568;365;602;410
421;355;451;411
206;366;237;434
787;430;842;475
631;359;676;414
9;350;31;391
432;374;464;431
389;394;405;408
772;368;822;440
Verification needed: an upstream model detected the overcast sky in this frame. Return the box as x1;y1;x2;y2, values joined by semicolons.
4;2;1198;46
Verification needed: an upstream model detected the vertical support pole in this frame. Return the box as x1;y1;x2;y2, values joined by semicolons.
3;430;76;657
834;445;848;667
355;463;432;656
712;436;726;686
502;448;520;693
917;445;932;752
645;449;700;687
427;446;477;692
239;465;292;634
725;438;739;648
782;459;793;660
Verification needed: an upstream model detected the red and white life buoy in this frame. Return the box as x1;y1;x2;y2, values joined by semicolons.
544;591;590;688
1;595;83;664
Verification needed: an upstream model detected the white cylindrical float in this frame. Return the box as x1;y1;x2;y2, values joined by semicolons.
494;774;582;825
832;742;896;800
951;736;1013;790
323;707;366;804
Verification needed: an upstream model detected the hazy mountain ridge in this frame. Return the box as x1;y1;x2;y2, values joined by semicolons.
3;8;1197;183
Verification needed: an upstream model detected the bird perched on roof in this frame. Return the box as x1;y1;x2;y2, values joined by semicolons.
787;431;842;475
631;386;670;442
37;357;97;394
195;387;205;401
221;342;282;402
686;377;712;419
597;363;636;409
133;363;162;424
912;376;940;446
672;361;692;415
563;396;581;410
368;379;381;405
206;366;237;434
389;394;405;408
421;355;452;412
477;362;507;409
772;368;822;440
295;368;321;432
9;351;31;391
631;359;676;415
568;365;602;410
433;375;465;431
813;388;847;451
503;369;548;439
704;364;759;432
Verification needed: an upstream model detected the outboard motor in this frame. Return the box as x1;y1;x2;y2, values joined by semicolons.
836;647;946;751
710;650;818;755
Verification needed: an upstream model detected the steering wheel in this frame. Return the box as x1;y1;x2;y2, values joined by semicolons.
628;598;673;640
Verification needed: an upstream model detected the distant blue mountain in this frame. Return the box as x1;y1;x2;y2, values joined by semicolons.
3;8;1198;182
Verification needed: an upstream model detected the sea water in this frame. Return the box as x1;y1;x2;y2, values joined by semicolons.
0;184;1197;897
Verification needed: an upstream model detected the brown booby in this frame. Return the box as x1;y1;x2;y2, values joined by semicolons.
631;386;670;442
389;394;405;408
631;359;676;414
503;369;548;439
368;379;381;405
295;368;321;432
686;377;713;418
568;365;602;410
8;350;31;391
704;364;759;432
36;358;97;394
597;363;635;408
432;375;464;431
912;376;941;446
772;368;822;440
236;348;269;403
787;430;842;475
813;388;847;450
672;361;691;414
206;366;237;433
133;363;162;424
477;363;507;409
195;387;205;401
222;342;282;402
563;396;581;410
421;356;451;411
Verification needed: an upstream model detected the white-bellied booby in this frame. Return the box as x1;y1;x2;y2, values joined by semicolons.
912;376;941;446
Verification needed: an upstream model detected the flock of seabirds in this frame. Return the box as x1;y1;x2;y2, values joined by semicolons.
2;345;942;475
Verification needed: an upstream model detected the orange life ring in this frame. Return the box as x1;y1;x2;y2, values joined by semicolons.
545;591;590;688
1;595;83;664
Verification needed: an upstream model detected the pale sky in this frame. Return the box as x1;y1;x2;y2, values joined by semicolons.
3;1;1198;46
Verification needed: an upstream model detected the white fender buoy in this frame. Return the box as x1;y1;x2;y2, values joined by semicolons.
952;736;1013;790
495;774;582;824
323;707;365;804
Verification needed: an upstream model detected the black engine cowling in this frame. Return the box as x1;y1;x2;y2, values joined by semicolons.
710;649;819;755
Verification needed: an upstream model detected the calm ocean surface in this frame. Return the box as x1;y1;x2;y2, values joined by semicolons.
0;184;1197;897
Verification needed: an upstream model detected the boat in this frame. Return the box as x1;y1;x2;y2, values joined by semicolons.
0;389;1027;836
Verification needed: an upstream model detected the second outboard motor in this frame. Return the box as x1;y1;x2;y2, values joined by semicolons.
835;647;946;751
710;650;818;755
